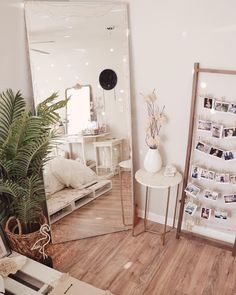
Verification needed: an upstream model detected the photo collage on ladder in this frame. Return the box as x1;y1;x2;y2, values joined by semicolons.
184;96;236;223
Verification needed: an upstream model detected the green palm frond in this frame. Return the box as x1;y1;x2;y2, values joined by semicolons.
12;134;52;177
0;90;25;145
22;175;45;201
36;92;68;126
13;175;45;227
1;114;28;159
0;158;12;178
0;89;66;232
0;179;26;199
17;115;44;144
4;114;44;151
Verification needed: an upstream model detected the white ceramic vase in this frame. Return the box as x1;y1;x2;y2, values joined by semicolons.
144;148;162;174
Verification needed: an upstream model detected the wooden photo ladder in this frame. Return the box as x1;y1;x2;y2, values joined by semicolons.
176;62;236;257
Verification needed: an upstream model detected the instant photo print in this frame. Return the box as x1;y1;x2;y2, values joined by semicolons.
195;142;211;154
185;202;198;216
203;189;218;201
197;120;212;132
214;101;229;113
224;194;236;204
214;210;228;220
203;97;213;109
200;207;211;220
184;183;201;198
228;103;236;115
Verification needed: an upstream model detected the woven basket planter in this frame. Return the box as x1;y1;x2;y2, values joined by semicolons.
4;214;48;261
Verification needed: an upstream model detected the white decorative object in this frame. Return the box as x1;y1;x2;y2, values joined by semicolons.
0;255;27;277
144;148;162;173
164;164;177;177
0;256;27;294
31;224;51;259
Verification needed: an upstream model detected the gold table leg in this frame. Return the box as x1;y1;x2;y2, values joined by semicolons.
144;186;149;231
162;186;171;245
172;184;180;229
133;183;181;242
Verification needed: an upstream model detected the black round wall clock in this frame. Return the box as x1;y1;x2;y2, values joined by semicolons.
99;69;118;91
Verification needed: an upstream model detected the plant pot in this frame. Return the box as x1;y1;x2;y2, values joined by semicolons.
144;148;162;173
4;214;48;261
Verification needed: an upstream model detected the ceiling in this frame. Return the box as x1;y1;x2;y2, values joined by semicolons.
25;1;128;53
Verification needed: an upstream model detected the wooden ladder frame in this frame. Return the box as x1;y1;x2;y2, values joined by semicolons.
176;62;236;257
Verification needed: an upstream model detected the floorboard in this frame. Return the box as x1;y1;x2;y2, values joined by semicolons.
48;221;236;295
50;172;132;243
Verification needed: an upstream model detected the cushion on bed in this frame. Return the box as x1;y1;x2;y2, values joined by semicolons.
49;156;98;189
43;162;65;196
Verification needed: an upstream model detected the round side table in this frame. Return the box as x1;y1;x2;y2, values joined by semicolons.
133;167;182;245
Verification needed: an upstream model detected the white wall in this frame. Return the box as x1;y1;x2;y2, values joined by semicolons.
1;0;236;223
127;0;236;223
0;1;34;110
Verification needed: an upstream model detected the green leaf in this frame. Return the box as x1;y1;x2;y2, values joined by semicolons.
0;90;25;145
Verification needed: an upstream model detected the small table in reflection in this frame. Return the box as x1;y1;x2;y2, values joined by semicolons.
56;132;110;167
133;168;182;245
93;138;123;175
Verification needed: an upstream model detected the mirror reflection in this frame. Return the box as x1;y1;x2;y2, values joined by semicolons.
25;1;133;243
66;84;91;135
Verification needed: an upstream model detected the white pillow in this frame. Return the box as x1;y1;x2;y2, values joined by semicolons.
43;161;65;196
50;157;98;189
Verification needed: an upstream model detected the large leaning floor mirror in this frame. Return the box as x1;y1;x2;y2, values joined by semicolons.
25;1;133;243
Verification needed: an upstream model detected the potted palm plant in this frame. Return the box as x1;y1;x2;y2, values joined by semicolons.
0;89;67;260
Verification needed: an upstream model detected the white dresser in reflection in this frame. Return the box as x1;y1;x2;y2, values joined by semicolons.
55;132;110;168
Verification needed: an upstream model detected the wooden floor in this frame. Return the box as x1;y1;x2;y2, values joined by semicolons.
48;221;236;295
51;172;132;243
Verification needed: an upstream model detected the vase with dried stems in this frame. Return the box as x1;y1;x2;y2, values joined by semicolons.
142;89;167;173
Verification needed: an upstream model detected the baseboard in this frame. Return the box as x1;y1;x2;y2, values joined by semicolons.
138;210;235;245
188;225;235;244
138;209;174;227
